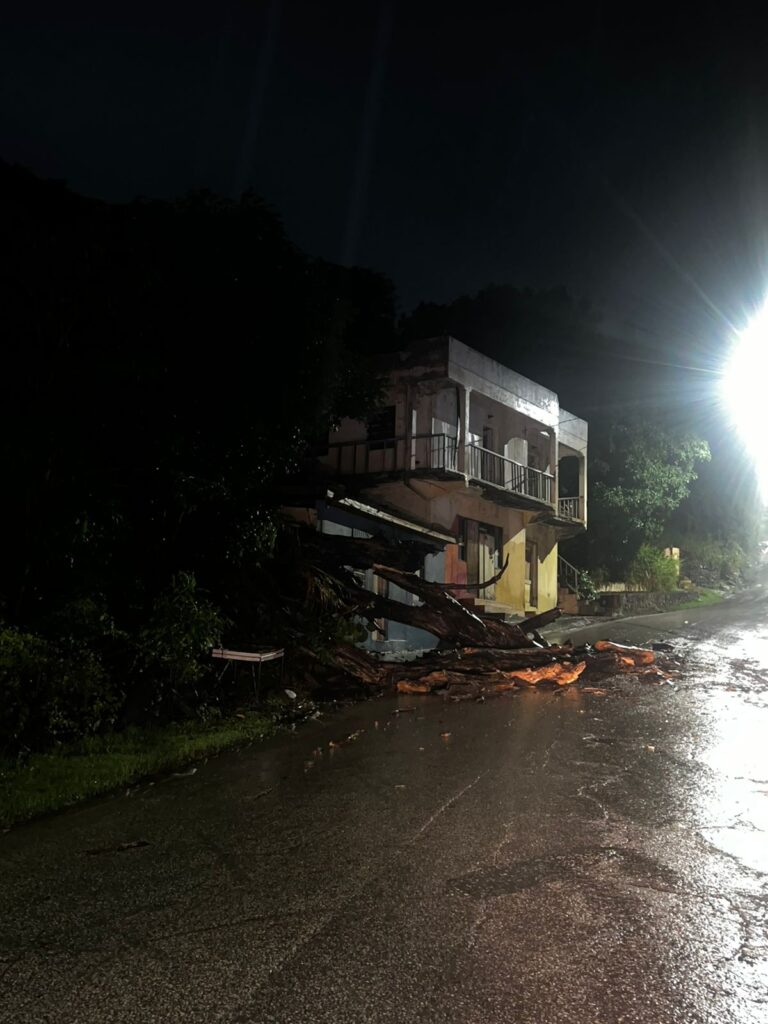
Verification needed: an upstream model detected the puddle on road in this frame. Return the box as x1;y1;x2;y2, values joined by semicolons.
699;827;768;875
678;624;768;876
687;626;768;702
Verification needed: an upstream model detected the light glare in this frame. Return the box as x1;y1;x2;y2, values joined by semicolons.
721;305;768;501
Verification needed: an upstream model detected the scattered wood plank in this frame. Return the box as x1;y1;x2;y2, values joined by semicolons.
592;640;655;666
396;680;432;694
497;661;587;687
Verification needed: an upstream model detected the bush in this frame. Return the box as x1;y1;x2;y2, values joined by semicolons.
627;545;679;592
133;572;226;720
679;536;749;584
576;570;599;602
0;627;122;756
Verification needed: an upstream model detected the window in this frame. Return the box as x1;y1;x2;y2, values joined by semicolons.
458;517;468;562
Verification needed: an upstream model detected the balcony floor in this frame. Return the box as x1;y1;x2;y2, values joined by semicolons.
471;477;555;513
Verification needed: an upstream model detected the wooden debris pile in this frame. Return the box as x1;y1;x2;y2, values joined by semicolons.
316;546;678;697
388;638;675;700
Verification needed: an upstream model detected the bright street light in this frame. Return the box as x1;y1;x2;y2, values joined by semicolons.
720;304;768;502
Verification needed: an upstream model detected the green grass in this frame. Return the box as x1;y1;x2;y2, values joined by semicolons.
0;713;274;829
675;588;725;611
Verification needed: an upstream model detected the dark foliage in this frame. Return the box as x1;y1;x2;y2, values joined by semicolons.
0;163;395;751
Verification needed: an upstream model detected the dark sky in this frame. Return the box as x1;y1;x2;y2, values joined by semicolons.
4;1;768;350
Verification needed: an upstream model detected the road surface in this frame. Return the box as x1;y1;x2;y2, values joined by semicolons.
2;589;768;1022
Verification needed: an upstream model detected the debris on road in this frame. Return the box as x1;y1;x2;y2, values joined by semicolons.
86;839;151;856
328;729;365;748
375;632;675;700
301;550;681;700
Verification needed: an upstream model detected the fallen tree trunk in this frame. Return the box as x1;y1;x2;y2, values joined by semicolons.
388;646;576;679
358;589;523;649
437;555;510;590
269;524;674;700
360;592;492;645
369;563;556;649
295;533;670;697
323;642;387;687
520;606;562;633
323;637;666;695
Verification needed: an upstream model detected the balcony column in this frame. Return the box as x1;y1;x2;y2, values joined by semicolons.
579;451;588;524
457;384;471;480
550;429;559;509
404;382;414;473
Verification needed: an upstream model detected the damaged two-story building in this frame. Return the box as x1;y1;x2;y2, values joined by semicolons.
288;336;587;650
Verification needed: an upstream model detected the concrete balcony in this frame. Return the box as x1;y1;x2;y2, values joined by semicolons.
534;493;587;536
464;444;554;509
557;496;585;522
321;433;556;512
323;433;458;478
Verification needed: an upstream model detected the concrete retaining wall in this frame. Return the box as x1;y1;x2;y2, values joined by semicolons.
579;590;697;617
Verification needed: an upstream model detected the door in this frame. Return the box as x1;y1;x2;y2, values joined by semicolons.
525;540;538;608
478;524;500;599
462;519;480;588
505;438;527;491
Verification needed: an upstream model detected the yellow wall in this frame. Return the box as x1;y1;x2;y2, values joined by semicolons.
538;533;558;611
496;513;527;611
359;477;562;616
525;519;558;612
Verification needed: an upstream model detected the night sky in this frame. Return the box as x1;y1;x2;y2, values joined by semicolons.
4;2;768;352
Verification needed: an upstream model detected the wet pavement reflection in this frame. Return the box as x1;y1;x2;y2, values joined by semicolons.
2;590;768;1021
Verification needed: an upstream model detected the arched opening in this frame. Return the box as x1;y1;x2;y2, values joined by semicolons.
558;454;579;496
558;454;581;519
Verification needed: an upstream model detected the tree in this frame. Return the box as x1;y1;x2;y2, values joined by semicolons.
565;419;711;578
1;163;392;637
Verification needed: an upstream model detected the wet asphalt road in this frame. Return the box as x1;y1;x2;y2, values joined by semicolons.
3;592;768;1022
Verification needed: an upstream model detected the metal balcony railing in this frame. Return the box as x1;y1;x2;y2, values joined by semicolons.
558;554;581;594
322;435;557;507
464;444;554;504
557;496;583;520
323;433;458;476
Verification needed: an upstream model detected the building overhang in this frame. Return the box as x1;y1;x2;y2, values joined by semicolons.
467;481;554;513
531;510;587;537
324;491;456;546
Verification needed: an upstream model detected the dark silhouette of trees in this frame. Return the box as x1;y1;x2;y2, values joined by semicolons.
1;164;395;744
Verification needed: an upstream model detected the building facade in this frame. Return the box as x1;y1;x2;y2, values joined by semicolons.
294;336;587;649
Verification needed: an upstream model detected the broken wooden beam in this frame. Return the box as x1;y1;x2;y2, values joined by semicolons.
369;563;556;649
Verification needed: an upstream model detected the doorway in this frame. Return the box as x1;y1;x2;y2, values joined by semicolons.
525;540;538;608
478;524;501;599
